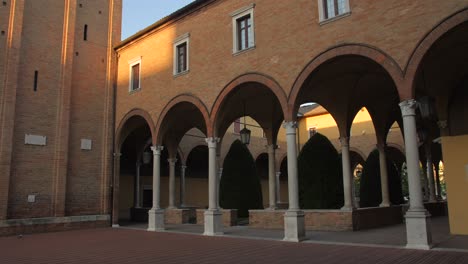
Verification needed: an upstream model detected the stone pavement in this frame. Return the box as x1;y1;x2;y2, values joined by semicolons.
121;216;468;251
1;227;468;264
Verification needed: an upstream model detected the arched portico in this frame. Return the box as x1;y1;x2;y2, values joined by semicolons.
113;109;156;227
402;10;468;244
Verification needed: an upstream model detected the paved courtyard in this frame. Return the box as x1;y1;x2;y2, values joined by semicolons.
2;217;468;264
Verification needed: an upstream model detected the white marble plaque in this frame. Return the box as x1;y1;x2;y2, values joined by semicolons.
81;139;92;150
25;134;47;146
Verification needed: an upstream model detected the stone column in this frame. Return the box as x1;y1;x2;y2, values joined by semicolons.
204;137;223;236
112;153;122;227
283;121;305;242
180;165;187;207
377;144;391;207
217;167;223;209
168;158;177;209
340;137;354;211
276;171;281;204
148;146;165;231
399;99;432;249
135;162;141;208
267;144;277;209
425;144;437;202
435;163;442;200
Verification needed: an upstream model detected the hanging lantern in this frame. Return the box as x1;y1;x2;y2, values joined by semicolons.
418;96;436;120
240;126;251;145
142;151;152;164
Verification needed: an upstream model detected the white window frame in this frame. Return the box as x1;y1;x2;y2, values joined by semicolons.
231;3;255;54
318;0;351;24
128;56;142;92
173;33;190;76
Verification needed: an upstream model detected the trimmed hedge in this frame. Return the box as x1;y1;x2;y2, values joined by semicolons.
359;149;404;207
220;140;263;217
298;133;344;209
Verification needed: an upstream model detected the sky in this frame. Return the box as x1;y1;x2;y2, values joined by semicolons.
122;0;196;40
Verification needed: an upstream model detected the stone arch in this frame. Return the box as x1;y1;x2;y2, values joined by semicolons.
288;44;404;121
154;94;211;146
210;73;289;141
404;8;468;99
115;108;156;151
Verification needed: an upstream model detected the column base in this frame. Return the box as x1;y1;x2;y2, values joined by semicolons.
379;202;391;207
340;205;355;211
266;206;278;210
405;209;433;250
111;224;120;228
203;209;223;236
147;208;165;232
283;210;306;242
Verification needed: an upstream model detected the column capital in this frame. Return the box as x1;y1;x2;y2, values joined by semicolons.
276;171;281;177
283;121;298;131
339;136;349;147
437;120;448;129
181;165;187;170
205;137;220;148
399;99;418;117
167;158;177;165
266;144;276;153
151;145;164;155
376;142;387;150
113;152;122;157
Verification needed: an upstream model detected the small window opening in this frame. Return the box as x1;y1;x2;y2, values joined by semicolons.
34;71;38;92
84;24;88;41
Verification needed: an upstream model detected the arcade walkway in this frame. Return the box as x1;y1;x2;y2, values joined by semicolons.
1;221;468;264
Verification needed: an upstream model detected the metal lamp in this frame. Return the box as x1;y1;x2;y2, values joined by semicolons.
240;102;251;145
142;151;152;164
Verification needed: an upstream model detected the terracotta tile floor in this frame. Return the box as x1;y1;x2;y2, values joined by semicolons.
1;226;468;264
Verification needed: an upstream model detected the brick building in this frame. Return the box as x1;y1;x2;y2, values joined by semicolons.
1;0;468;250
0;0;121;234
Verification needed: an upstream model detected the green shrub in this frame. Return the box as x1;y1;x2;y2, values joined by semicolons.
360;149;404;207
298;133;343;209
220;140;263;217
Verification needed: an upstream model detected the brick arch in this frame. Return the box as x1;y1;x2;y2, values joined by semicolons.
115;108;156;150
210;73;289;134
154;94;211;144
288;44;404;121
403;8;468;100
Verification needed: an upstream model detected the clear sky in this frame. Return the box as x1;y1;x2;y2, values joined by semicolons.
122;0;196;40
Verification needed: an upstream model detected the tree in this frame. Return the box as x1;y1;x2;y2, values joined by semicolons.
360;149;404;207
298;133;343;209
219;140;263;217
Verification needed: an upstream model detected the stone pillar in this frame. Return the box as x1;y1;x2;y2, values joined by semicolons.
135;162;141;208
217;167;223;209
340;137;354;211
377;144;391;207
148;146;164;231
112;153;122;227
283;121;305;242
399;99;432;249
435;163;442;200
267;144;277;209
180;165;187;207
204;137;223;236
276;171;281;204
425;144;437;202
168;158;177;209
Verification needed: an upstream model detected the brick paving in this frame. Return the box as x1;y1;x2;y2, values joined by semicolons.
1;227;468;264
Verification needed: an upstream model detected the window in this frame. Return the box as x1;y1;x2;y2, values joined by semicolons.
231;4;255;54
128;57;141;92
308;127;317;138
84;24;88;41
318;0;350;22
173;33;190;76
